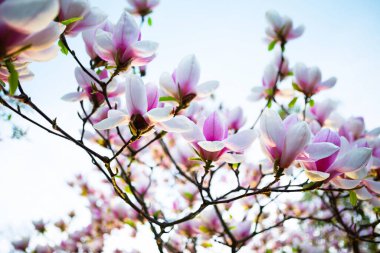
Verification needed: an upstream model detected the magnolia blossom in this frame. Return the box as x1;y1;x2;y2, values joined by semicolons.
57;0;107;36
93;74;191;135
300;129;372;183
308;99;337;126
0;61;33;82
12;237;30;251
94;11;158;69
293;63;337;97
0;0;63;61
181;111;256;163
260;110;311;168
126;0;160;17
82;20;114;60
225;106;246;132
61;67;124;106
265;10;304;46
338;116;365;142
159;55;219;106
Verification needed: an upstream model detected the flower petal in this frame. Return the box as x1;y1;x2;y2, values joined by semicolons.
329;147;372;173
330;177;361;190
93;115;130;130
156;115;193;133
260;109;285;153
224;130;257;152
304;169;330;182
113;11;139;49
198;141;225;152
362;180;380;194
303;142;340;161
159;72;178;98
219;153;245;164
94;29;116;64
132;40;159;58
0;0;59;33
176;54;200;94
61;92;87;102
145;106;173;123
196;80;219;98
355;187;373;200
125;74;147;115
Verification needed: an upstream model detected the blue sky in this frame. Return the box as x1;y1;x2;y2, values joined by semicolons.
1;0;380;251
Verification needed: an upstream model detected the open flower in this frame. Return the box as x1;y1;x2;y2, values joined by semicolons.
0;0;63;61
300;129;372;182
61;67;124;107
126;0;160;17
57;0;107;36
181;111;256;163
293;63;337;97
265;10;304;47
260;110;311;168
159;54;219;106
94;11;158;70
93;74;191;135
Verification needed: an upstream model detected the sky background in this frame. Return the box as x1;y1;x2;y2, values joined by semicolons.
1;0;380;252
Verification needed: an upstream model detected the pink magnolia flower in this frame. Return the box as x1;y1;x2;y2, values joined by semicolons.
126;0;160;17
338;116;365;142
0;0;63;61
12;237;30;251
300;129;372;182
0;61;33;82
260;110;311;169
94;11;158;69
225;106;246;132
57;0;107;36
181;111;256;163
82;20;114;61
308;99;337;126
231;220;252;241
293;63;337;97
249;64;278;101
61;67;124;106
265;10;304;47
159;54;219;106
93;74;191;135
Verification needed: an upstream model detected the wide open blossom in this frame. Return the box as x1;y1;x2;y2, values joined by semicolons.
181;111;256;163
57;0;107;36
0;0;63;61
300;129;372;182
260;110;311;169
126;0;160;17
93;74;191;135
265;10;304;46
61;67;124;106
293;63;337;97
159;54;219;106
94;11;158;70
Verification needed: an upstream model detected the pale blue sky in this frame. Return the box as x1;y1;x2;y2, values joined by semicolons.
1;0;380;251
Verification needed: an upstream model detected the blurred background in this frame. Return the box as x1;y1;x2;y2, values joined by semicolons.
1;0;380;251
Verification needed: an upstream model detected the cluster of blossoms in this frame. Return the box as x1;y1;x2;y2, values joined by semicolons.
2;1;380;253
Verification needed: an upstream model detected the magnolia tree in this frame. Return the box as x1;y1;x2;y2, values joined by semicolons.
1;0;380;253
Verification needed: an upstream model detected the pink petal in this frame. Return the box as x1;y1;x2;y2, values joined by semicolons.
176;54;200;95
113;11;139;50
203;112;227;141
125;74;147;115
260;110;286;153
330;177;361;189
362;180;380;194
280;121;311;168
224;130;257;152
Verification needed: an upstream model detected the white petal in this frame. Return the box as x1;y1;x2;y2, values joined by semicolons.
156;115;193;133
362;180;380;194
125;74;147;115
159;72;178;97
329;147;372;173
260;109;285;151
93;115;130;130
145;106;173;123
195;80;219;98
181;121;205;143
94;29;115;63
0;0;59;33
61;92;87;102
247;86;265;102
198;141;225;152
330;177;361;190
219;153;245;164
176;54;200;91
108;109;128;118
304;142;340;161
304;169;330;182
132;40;159;58
355;187;373;201
224;130;257;152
